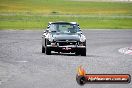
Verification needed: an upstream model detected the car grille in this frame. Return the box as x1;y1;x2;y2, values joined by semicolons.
56;40;78;46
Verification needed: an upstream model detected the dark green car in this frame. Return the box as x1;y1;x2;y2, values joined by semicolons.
42;21;86;56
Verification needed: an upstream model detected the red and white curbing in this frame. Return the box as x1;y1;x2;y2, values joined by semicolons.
118;46;132;55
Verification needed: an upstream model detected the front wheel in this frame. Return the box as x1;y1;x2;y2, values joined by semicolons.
42;46;45;53
81;48;86;56
45;47;51;55
75;50;80;56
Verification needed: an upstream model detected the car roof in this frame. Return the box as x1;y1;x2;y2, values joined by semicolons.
48;21;78;25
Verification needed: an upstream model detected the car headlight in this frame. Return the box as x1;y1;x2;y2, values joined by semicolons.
80;35;86;42
49;35;54;42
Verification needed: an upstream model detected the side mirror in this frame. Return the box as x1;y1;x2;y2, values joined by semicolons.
42;30;49;38
43;29;49;35
77;30;82;34
43;31;46;33
77;24;80;29
45;29;49;33
47;26;50;29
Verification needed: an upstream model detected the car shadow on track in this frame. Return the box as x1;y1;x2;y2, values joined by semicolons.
45;52;101;57
40;51;100;57
51;52;77;56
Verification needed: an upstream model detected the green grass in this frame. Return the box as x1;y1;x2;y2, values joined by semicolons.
0;0;132;29
0;15;131;29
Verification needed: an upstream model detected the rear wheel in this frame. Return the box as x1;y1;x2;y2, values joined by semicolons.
81;48;86;56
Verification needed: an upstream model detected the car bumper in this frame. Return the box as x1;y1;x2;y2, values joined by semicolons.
46;45;86;52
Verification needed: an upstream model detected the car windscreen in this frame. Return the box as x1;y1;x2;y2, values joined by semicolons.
49;23;79;33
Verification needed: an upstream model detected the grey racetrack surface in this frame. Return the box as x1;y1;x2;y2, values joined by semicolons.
0;30;132;88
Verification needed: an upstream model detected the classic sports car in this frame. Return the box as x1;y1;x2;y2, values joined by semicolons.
42;21;86;56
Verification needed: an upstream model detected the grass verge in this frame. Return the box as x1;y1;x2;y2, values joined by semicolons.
0;15;132;29
0;0;132;29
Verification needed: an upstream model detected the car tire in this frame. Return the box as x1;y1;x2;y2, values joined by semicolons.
42;46;45;53
45;47;51;55
81;48;86;56
75;51;80;56
45;39;51;55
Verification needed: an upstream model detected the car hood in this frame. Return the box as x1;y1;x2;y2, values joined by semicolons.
52;33;80;41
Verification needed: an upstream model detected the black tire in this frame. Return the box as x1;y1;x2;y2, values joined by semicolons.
81;48;86;56
45;47;51;55
76;75;86;85
42;46;45;53
45;39;51;55
75;50;80;56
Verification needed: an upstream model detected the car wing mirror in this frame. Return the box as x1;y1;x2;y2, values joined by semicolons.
43;30;46;33
77;30;82;34
42;30;49;38
45;29;49;33
47;26;50;29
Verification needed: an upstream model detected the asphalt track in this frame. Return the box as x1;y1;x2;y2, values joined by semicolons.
0;30;132;88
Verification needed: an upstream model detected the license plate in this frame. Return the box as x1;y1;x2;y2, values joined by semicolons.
62;47;71;50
